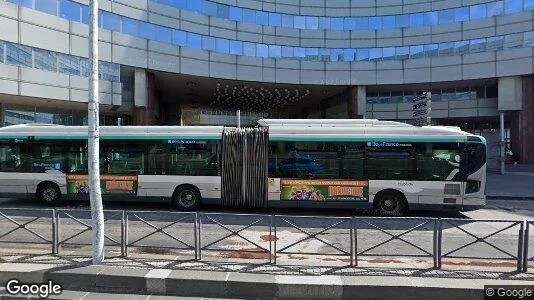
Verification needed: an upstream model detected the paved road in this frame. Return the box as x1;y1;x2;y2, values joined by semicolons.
0;198;532;270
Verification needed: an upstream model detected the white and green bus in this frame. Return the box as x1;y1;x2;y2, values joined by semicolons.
0;119;486;216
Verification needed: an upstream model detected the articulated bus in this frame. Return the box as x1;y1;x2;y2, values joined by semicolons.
0;119;486;216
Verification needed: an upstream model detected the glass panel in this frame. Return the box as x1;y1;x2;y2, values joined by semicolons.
282;46;293;57
201;1;217;16
187;33;201;49
269;45;281;58
424;44;438;57
306;16;318;29
8;0;32;8
438;9;454;24
356;49;369;61
202;36;215;51
294;47;305;58
470;38;487;53
172;30;187;46
486;36;504;51
487;1;504;16
416;143;461;181
242;8;255;23
269;13;281;27
187;0;201;12
396;46;409;60
256;11;269;26
343;49;355;61
34;48;57;72
410;13;424;27
355;17;368;30
229;40;242;55
470;4;487;20
216;38;229;53
156;26;172;44
6;43;32;67
504;0;522;14
59;0;80;22
505;33;524;48
229;6;242;21
58;54;80;76
454;41;470;55
343;18;355;30
216;4;229;18
81;6;89;24
423;12;438;26
369;48;382;61
281;14;293;27
330;49;343;62
319;48;329;61
410;45;424;58
331;18;344;30
0;41;4;64
382;47;395;60
526;0;534;10
396;15;410;27
524;31;534;47
294;16;306;29
366;143;415;180
139;22;156;40
80;57;89;77
369;17;381;30
122;18;139;37
256;44;268;57
319;17;330;30
438;42;454;56
454;7;469;22
100;61;119;82
35;0;57;15
243;42;256;56
383;16;395;29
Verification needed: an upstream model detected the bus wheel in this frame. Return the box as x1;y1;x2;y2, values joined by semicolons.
38;183;62;206
374;191;407;217
173;186;201;211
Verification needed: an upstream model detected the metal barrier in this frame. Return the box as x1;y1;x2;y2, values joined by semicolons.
0;207;531;273
125;211;197;259
199;213;272;263
438;219;524;272
0;208;54;254
56;209;123;255
274;215;352;265
354;217;437;267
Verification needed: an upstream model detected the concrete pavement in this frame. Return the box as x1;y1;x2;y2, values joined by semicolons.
486;165;534;200
0;262;532;300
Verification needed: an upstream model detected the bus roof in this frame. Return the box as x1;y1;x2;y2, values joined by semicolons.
0;124;225;140
257;119;415;127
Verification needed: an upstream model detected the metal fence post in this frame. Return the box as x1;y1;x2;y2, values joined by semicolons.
437;218;442;269
273;216;277;265
124;213;129;258
517;221;525;273
198;213;202;260
121;210;125;257
194;212;198;260
52;209;57;255
354;218;358;267
524;222;530;272
269;214;273;264
350;217;354;266
433;218;438;269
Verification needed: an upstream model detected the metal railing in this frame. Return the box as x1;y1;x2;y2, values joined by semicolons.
1;207;532;272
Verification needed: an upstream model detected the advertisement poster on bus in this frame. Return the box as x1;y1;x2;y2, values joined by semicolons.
66;175;138;195
280;179;369;202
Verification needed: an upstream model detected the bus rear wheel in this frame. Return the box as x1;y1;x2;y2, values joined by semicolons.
173;186;201;211
38;183;62;206
374;191;407;217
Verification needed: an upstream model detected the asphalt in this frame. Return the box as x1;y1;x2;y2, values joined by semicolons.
486;166;534;200
0;262;532;300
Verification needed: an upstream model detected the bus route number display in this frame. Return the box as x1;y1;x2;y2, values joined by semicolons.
280;179;369;202
66;175;138;195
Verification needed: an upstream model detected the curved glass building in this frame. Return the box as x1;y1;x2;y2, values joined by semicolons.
0;0;533;165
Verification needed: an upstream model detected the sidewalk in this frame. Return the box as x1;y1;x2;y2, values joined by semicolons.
0;261;533;300
486;165;534;200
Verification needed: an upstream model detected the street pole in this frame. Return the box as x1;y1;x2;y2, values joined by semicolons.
500;112;505;175
237;110;241;128
89;0;105;264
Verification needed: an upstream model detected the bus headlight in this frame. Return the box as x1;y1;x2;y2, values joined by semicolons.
466;180;481;194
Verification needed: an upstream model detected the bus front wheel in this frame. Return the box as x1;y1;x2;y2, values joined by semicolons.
374;191;407;217
173;186;201;211
38;183;62;206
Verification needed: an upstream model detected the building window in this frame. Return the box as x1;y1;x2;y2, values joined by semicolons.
59;0;80;22
0;41;4;64
454;7;469;22
229;40;243;55
438;9;454;24
470;4;487;20
187;33;201;49
34;48;57;72
172;30;187;47
215;38;229;54
504;0;522;14
35;0;57;16
202;36;216;51
423;12;438;26
6;43;32;67
488;1;504;16
58;54;80;76
269;13;281;27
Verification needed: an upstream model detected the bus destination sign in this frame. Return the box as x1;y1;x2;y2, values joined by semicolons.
280;179;369;202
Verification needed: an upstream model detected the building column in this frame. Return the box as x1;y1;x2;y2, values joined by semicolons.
498;76;524;165
517;76;534;163
133;69;161;126
346;86;367;119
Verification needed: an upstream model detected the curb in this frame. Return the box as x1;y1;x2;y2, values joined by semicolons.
0;264;532;300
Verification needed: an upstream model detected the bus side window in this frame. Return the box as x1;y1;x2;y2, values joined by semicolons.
0;143;22;171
